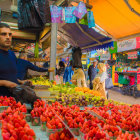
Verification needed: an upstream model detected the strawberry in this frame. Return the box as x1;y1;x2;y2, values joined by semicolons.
26;129;35;136
9;136;15;140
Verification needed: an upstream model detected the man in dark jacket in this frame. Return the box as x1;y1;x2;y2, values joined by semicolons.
17;53;49;80
88;59;98;89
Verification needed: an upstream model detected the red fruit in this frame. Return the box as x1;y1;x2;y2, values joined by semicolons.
47;123;52;129
7;123;14;130
52;125;56;129
15;123;21;128
54;132;60;140
28;136;34;140
60;133;65;140
20;120;26;127
12;133;18;140
9;136;15;140
58;123;63;129
95;132;101;139
74;123;78;128
21;135;29;140
40;115;46;122
26;129;35;136
2;132;10;140
49;134;55;140
19;131;26;138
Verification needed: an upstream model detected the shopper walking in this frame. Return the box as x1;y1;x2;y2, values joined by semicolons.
63;60;74;84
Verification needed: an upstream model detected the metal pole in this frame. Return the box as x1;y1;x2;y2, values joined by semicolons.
49;23;58;81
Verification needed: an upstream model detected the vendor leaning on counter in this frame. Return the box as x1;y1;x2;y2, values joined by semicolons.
17;53;50;80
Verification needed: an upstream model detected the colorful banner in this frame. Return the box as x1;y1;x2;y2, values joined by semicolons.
50;5;63;23
109;41;117;54
73;2;87;19
65;7;76;23
87;11;95;28
127;51;138;59
117;38;136;52
136;37;140;49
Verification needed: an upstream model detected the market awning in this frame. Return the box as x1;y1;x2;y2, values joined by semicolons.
59;23;113;51
88;0;140;40
72;0;140;40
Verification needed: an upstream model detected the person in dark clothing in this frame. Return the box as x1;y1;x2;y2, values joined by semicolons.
17;53;49;80
56;61;65;83
0;23;24;97
56;61;65;76
43;61;49;68
88;59;98;89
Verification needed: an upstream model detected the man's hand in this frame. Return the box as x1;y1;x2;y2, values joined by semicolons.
2;80;17;88
48;67;55;72
18;79;32;85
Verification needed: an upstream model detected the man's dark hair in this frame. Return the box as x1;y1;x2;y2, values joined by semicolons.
0;23;10;29
59;61;65;68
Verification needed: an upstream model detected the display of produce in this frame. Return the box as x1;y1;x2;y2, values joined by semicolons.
48;84;105;107
0;104;35;140
0;96;16;107
49;128;77;140
33;100;140;139
0;95;139;140
31;76;51;86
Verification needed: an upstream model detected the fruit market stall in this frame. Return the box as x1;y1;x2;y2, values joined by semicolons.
0;97;140;140
110;37;140;98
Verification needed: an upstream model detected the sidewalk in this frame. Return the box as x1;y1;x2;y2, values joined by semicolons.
108;87;140;105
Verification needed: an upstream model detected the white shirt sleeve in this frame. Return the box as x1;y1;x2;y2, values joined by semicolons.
100;72;108;83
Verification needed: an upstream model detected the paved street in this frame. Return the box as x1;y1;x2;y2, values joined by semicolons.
108;87;140;105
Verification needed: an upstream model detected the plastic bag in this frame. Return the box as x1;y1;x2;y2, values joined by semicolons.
10;85;40;105
65;7;76;23
87;11;95;28
105;78;114;89
50;5;63;23
54;75;61;84
18;0;50;31
73;2;87;19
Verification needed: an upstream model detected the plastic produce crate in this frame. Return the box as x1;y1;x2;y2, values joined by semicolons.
41;121;46;131
70;128;80;136
0;106;9;113
31;117;40;126
46;127;63;137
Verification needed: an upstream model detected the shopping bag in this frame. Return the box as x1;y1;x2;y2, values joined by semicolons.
105;78;114;89
87;11;95;28
65;7;76;23
50;5;63;23
54;75;61;84
73;2;87;19
10;85;41;105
